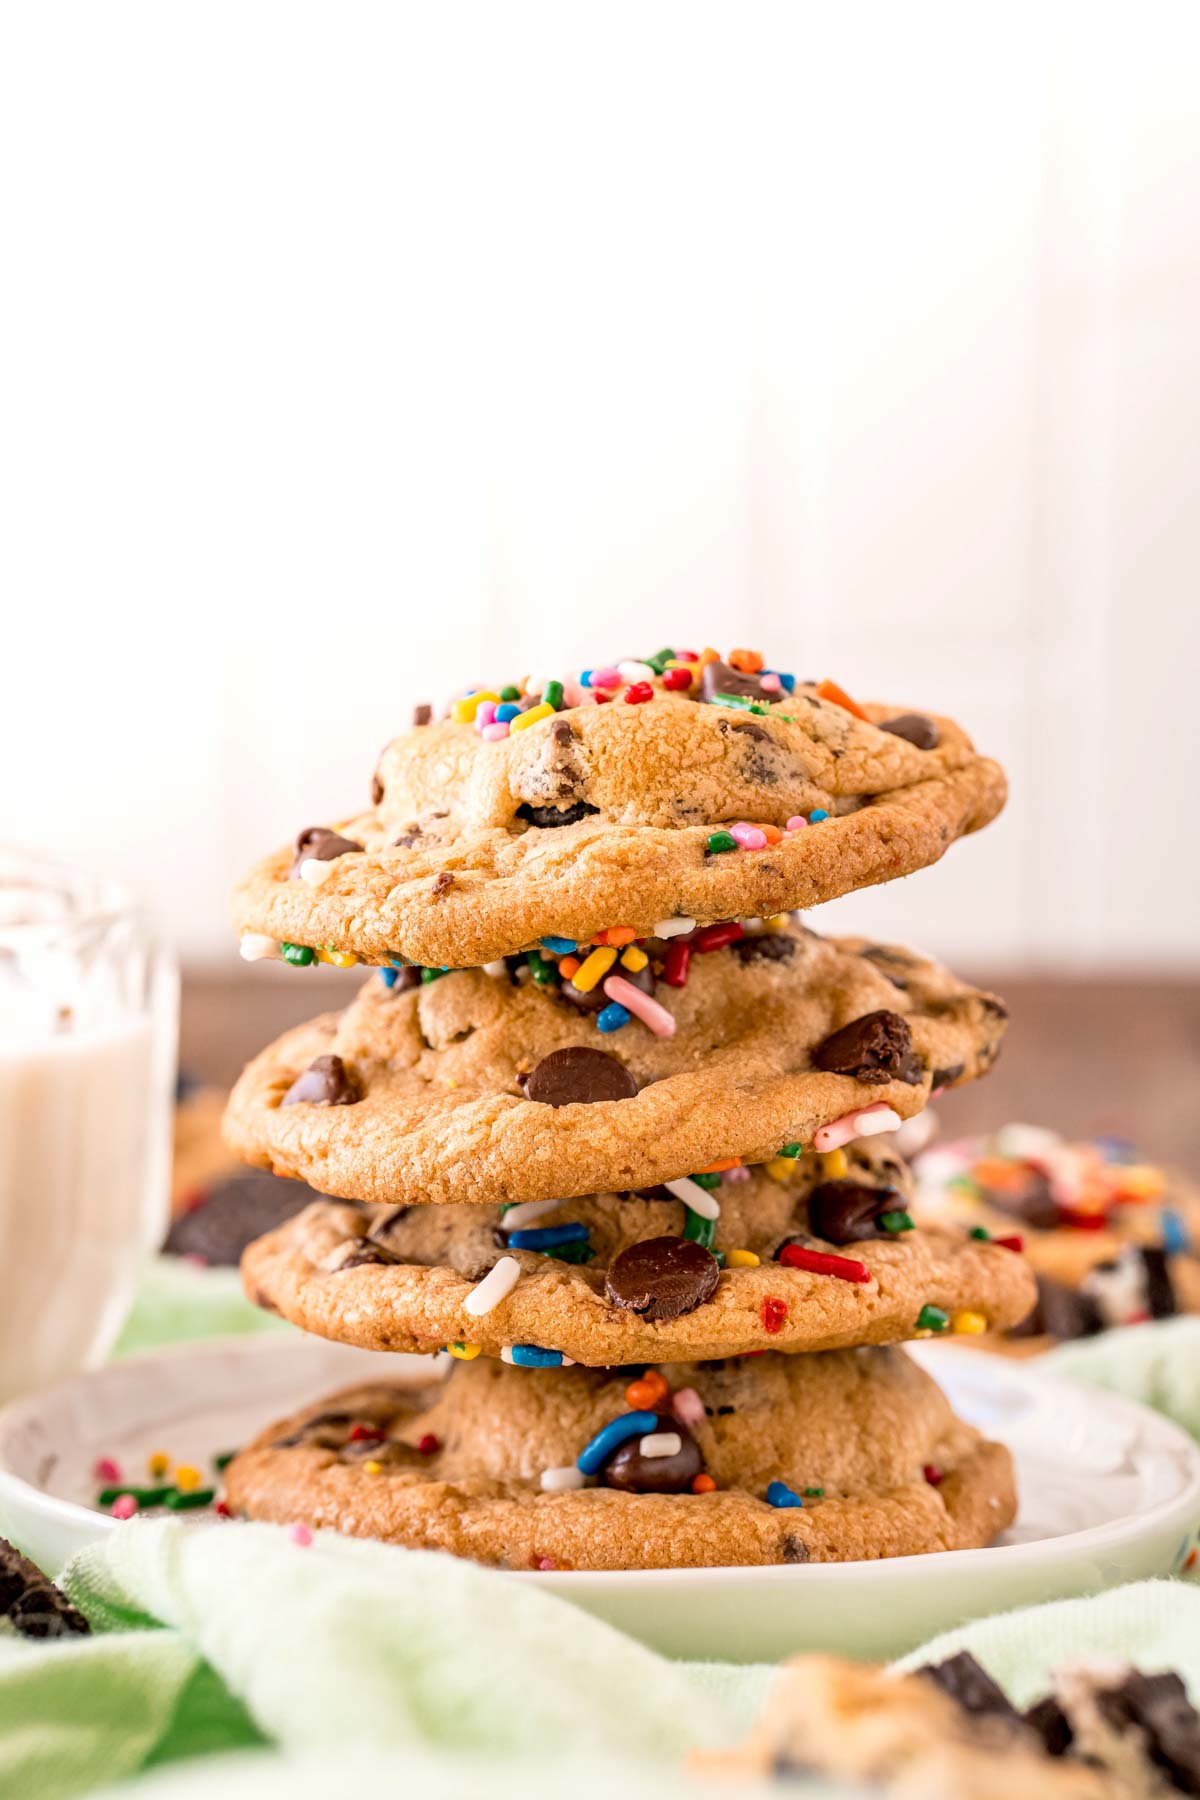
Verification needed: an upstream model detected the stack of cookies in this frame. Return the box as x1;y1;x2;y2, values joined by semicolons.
221;649;1034;1570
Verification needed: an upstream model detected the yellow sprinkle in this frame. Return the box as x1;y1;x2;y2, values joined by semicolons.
510;701;555;733
820;1149;849;1179
620;946;649;973
448;1342;482;1360
451;690;498;724
952;1310;988;1335
316;947;358;968
147;1451;169;1478
363;1459;382;1475
764;914;790;930
726;1248;760;1267
766;1158;796;1183
571;945;618;993
1119;1165;1165;1201
174;1463;201;1491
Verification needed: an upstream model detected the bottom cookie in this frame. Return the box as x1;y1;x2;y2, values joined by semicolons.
224;1347;1015;1570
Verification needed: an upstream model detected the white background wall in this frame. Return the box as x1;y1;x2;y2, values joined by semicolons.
2;1;1197;972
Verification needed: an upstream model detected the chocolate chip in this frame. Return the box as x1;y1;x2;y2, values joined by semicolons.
387;966;422;993
412;703;432;727
391;830;421;849
811;1010;922;1085
289;826;364;876
0;1539;89;1638
0;1538;49;1614
366;1205;412;1248
919;1653;1024;1727
600;1413;703;1494
732;933;796;965
1140;1245;1178;1320
522;1047;638;1106
431;870;454;899
560;959;654;1015
780;1534;810;1564
1010;1274;1101;1341
1096;1670;1200;1792
1024;1696;1073;1757
515;801;600;828
880;712;940;750
548;718;576;744
332;1243;402;1271
731;720;770;743
281;1054;360;1108
163;1169;316;1265
701;659;765;702
371;771;384;806
982;1169;1061;1232
931;1062;965;1088
807;1181;899;1245
605;1236;720;1320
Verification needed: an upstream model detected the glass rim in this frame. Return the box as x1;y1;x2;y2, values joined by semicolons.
0;846;149;949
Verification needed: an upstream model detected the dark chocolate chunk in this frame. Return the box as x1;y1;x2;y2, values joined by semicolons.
732;933;796;966
931;1062;966;1088
391;830;421;849
1137;1245;1178;1319
919;1652;1024;1727
522;1047;638;1106
370;771;384;805
731;720;770;743
600;1413;703;1494
880;712;940;750
281;1054;360;1108
412;703;432;727
779;1534;810;1564
701;659;765;702
605;1236;720;1320
1009;1274;1102;1341
1024;1695;1074;1757
431;870;454;899
515;801;601;829
1095;1669;1200;1793
559;959;654;1015
811;1010;921;1085
163;1170;316;1266
807;1181;901;1245
289;826;364;877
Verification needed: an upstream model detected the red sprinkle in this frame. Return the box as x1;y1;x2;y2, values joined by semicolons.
417;1433;440;1455
349;1423;385;1443
623;682;654;705
993;1233;1025;1253
761;1297;788;1334
923;1464;944;1487
214;1500;233;1518
778;1244;871;1284
662;940;692;987
661;667;692;690
691;921;744;953
1058;1207;1108;1232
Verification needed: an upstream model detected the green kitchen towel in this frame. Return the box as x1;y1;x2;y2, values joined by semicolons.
112;1258;291;1359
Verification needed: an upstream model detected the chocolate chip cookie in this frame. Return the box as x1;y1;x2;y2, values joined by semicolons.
241;1142;1035;1363
222;1347;1015;1569
231;666;1005;968
223;923;1007;1208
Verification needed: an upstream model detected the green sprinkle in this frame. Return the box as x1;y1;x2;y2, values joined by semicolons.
947;1175;982;1196
690;1171;722;1189
500;685;521;702
803;1486;825;1498
212;1451;236;1473
969;1226;991;1241
646;647;675;674
706;830;738;855
683;1211;717;1250
280;942;315;966
165;1488;216;1511
778;1142;803;1159
916;1304;950;1333
880;1210;915;1234
540;1242;595;1265
97;1485;174;1507
526;949;558;985
420;967;445;984
542;680;564;710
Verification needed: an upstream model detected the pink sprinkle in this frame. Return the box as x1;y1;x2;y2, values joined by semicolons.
474;700;497;730
785;815;809;832
111;1494;137;1520
759;672;782;693
536;1556;557;1571
730;822;768;850
601;974;676;1039
289;1523;313;1547
724;1164;751;1183
94;1456;122;1483
481;721;510;741
671;1386;706;1428
814;1103;904;1154
561;682;588;709
590;666;621;689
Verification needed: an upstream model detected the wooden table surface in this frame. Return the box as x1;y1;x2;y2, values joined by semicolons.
181;970;1200;1173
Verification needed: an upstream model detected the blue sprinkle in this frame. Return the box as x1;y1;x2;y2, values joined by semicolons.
507;1223;590;1251
808;808;829;823
540;936;577;954
1091;1134;1138;1165
510;1345;566;1367
577;1411;659;1475
597;1002;631;1032
379;968;399;989
1161;1209;1190;1256
580;669;594;688
777;672;795;692
766;1480;803;1509
496;702;520;723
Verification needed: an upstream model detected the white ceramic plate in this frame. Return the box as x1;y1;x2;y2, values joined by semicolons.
1;1335;1197;1662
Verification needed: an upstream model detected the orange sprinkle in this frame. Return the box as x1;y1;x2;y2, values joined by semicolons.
816;678;869;721
759;823;783;844
625;1379;658;1410
697;1158;742;1174
698;646;720;665
557;955;580;979
691;1473;717;1494
970;1159;1029;1194
603;926;638;948
729;649;763;673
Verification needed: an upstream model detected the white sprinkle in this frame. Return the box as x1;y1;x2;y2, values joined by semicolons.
298;858;336;885
464;1256;522;1317
665;1177;721;1221
653;916;695;939
540;1465;587;1492
852;1106;904;1140
618;660;656;683
239;933;280;962
638;1432;682;1460
500;1198;564;1230
483;960;509;977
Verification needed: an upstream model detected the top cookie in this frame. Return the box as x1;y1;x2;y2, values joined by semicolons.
231;653;1006;969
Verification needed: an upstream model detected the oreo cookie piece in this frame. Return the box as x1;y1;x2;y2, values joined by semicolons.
164;1169;317;1267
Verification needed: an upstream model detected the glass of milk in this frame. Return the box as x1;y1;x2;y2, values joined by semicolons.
0;853;178;1402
